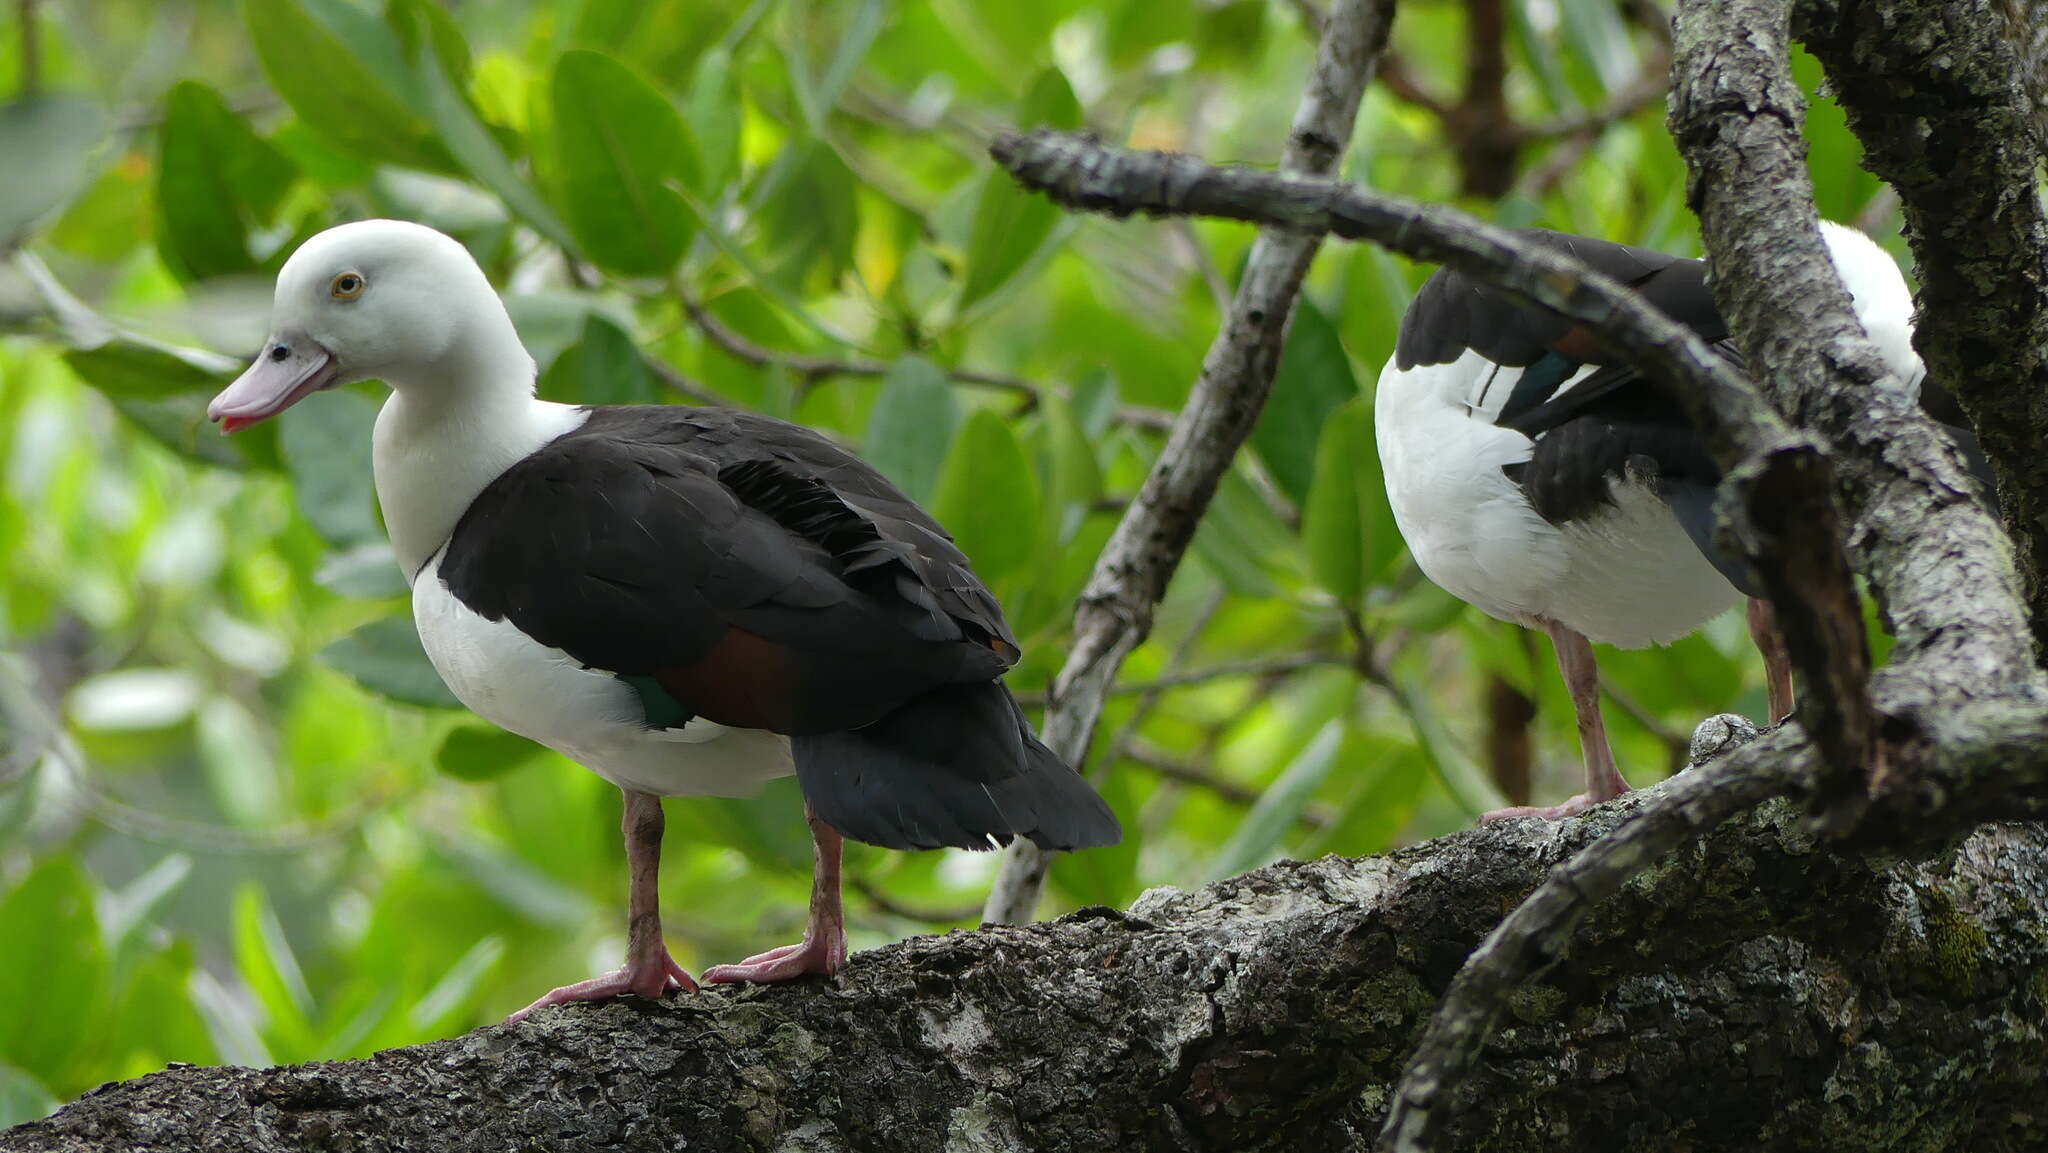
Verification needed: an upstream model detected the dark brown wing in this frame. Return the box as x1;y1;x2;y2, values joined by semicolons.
435;406;1016;736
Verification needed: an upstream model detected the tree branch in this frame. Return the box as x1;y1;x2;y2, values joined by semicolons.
1796;0;2048;646
980;0;1397;925
1375;1;2048;1137
1669;0;2041;808
9;805;2046;1151
1378;726;1810;1151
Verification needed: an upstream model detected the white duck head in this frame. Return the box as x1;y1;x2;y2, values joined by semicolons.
207;219;533;432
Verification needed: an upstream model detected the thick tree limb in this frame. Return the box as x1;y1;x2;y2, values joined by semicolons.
1385;0;2048;1132
980;0;1396;925
1669;0;2041;795
987;129;1871;792
1795;0;2048;646
8;806;2047;1152
1377;727;1810;1151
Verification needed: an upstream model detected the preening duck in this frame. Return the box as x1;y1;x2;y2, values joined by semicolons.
1375;222;1987;820
208;220;1119;1018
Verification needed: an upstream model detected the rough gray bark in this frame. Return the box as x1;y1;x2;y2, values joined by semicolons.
1795;0;2048;646
982;0;1395;925
977;101;2048;1150
6;806;2046;1153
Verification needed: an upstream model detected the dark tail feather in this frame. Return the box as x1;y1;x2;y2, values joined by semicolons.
792;681;1121;853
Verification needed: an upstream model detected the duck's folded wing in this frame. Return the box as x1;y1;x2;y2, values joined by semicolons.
1397;229;1729;429
434;406;1017;736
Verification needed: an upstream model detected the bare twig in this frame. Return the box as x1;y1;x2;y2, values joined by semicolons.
847;877;981;925
1599;681;1691;765
1106;652;1346;697
1513;50;1672;139
1376;55;1452;116
980;0;1397;925
1017;651;1345;710
644;357;731;407
679;291;1174;431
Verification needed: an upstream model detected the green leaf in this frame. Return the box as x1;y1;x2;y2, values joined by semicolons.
1049;769;1138;906
1301;397;1396;602
1196;0;1267;69
198;696;283;828
1253;300;1358;504
156;82;297;282
863;356;959;503
958;68;1080;312
684;48;742;199
549;49;697;276
407;935;504;1034
1038;391;1103;543
1190;463;1294;598
416;30;578;252
61;339;236;399
0;858;105;1083
104;941;219;1072
929;407;1041;584
785;0;885;132
1303;408;1363;603
537;313;660;406
1305;730;1427;856
103;855;195;972
0;96;107;246
0;1065;59;1129
232;885;315;1056
1210;719;1346;880
63;341;283;473
279;388;382;546
244;0;450;171
436;723;547;782
318;614;463;709
315;542;409;599
669;777;814;873
1016;64;1083;132
754;145;859;290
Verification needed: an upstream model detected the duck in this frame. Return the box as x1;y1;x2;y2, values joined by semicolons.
1374;221;1986;820
206;219;1119;1019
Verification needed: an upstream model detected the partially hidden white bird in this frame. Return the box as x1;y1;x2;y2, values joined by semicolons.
206;220;1119;1019
1375;222;1987;820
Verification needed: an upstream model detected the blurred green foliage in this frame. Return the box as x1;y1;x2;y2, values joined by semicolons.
0;0;1900;1122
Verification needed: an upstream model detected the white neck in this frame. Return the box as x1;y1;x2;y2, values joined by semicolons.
371;325;584;580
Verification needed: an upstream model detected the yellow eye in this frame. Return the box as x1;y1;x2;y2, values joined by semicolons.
330;272;366;300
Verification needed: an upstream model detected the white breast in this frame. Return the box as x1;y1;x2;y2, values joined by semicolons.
412;550;794;797
1375;351;1741;649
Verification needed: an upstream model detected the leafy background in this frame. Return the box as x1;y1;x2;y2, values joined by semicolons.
0;0;1901;1121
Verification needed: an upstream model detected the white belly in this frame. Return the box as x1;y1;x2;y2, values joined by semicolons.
411;551;794;797
1376;354;1742;649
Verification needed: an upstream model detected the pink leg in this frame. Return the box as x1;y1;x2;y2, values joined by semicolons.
508;789;699;1023
1747;597;1796;723
703;811;847;984
1483;621;1631;822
